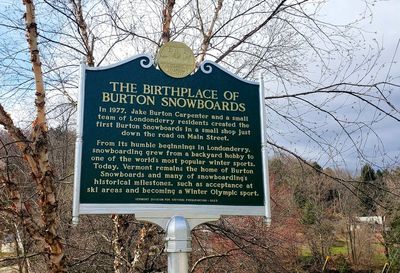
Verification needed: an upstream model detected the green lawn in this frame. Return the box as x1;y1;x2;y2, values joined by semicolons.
298;240;388;271
330;245;348;255
299;240;349;257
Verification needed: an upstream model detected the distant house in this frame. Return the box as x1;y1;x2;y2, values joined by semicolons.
355;216;384;225
352;216;384;232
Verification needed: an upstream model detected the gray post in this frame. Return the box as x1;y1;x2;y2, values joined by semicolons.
165;216;192;273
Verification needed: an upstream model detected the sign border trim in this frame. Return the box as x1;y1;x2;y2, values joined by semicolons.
72;55;270;227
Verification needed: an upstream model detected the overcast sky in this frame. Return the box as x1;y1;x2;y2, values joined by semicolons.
318;0;400;171
0;0;398;173
268;0;400;173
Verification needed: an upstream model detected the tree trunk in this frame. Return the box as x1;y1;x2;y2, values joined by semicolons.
112;215;126;273
22;1;66;272
130;224;158;273
161;0;175;44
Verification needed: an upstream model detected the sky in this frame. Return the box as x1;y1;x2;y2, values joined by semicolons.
296;0;400;172
334;0;400;170
0;0;399;173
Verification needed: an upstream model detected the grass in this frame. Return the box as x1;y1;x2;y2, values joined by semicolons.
331;245;348;255
298;240;389;272
299;245;312;257
371;243;387;266
330;240;348;255
373;253;387;265
299;240;349;257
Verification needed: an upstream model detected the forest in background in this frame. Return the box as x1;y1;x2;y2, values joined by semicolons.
1;128;399;272
1;0;399;272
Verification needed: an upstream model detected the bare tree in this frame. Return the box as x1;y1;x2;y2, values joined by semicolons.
0;0;66;272
1;0;399;272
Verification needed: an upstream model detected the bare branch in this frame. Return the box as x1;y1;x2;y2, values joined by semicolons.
215;0;288;63
196;0;223;65
68;0;95;66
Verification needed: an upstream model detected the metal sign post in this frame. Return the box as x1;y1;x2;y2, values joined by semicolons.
165;216;191;273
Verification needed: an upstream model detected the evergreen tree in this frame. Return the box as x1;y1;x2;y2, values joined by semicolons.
358;164;385;215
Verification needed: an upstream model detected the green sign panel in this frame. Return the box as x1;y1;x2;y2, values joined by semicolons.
77;55;265;208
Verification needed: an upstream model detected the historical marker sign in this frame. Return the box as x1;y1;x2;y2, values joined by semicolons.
72;53;270;224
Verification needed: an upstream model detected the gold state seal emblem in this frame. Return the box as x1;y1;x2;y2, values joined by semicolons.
157;41;195;78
